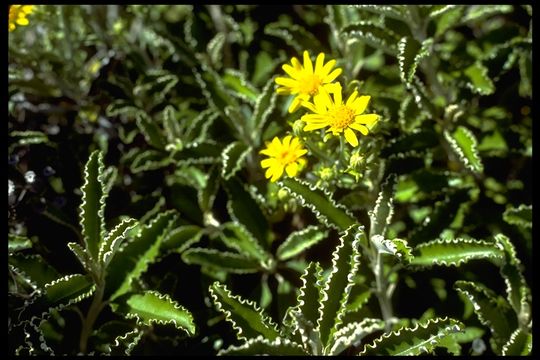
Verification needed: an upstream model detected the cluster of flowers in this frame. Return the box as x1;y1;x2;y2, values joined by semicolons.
260;51;379;182
9;5;34;32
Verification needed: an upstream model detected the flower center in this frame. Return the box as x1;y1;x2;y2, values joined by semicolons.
299;74;321;96
278;150;297;165
330;105;355;132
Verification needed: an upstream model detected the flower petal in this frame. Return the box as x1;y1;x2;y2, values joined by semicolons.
346;90;358;107
289;96;302;113
291;57;302;70
355;113;379;125
303;121;329;132
282;64;300;79
275;77;298;87
324;68;342;83
320;59;337;77
285;162;299;177
270;165;284;182
344;128;359;147
351;95;371;114
260;158;276;169
282;135;292;147
303;51;313;74
315;53;325;74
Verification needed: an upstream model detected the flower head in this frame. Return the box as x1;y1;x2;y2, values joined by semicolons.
259;135;308;182
9;5;34;32
301;84;379;147
275;51;342;113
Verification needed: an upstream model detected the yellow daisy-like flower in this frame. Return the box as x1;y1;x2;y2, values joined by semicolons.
275;51;343;113
259;135;308;182
9;5;34;32
301;84;379;147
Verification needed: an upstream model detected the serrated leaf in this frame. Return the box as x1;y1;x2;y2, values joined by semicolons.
219;222;269;263
99;218;138;267
222;68;259;103
318;225;363;346
207;32;226;69
410;238;504;268
193;66;239;118
502;204;531;229
102;166;117;195
445;126;484;173
409;187;470;245
67;242;94;275
279;178;356;231
276;226;328;261
90;320;136;355
209;282;281;341
397;37;432;86
133;73;178;99
454;281;517;351
171;141;221;166
161;105;183;144
354;5;410;22
218;335;307;355
106;210;177;301
328;318;385;355
372;236;413;263
434;6;465;37
182;248;261;274
130;149;171;173
252;76;278;141
464;62;495;95
224;177;268;247
8;234;32;252
342;21;400;55
463;5;513;23
44;274;94;305
135;112;166;150
116;290;195;336
369;174;397;238
360;317;463;355
9;254;60;289
264;23;321;53
398;94;427;132
495;234;530;320
108;328;143;356
501;327;532;356
79;150;106;261
291;262;323;332
221;141;251;180
161;225;203;253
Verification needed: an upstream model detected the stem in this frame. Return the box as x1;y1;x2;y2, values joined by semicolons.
79;278;105;354
373;251;394;332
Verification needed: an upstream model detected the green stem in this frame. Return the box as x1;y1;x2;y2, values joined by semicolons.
79;278;105;354
373;251;394;332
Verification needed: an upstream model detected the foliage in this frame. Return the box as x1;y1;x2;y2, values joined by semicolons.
9;5;531;356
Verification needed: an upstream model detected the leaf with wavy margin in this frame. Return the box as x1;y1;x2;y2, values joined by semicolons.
502;204;532;229
277;226;328;261
221;141;251;180
445;126;484;173
182;248;261;274
328;318;385;355
369;174;397;238
218;335;307;355
360;317;463;355
501;327;532;356
209;282;281;341
219;222;269;263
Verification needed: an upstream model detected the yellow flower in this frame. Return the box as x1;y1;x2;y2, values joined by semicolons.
9;5;34;32
301;84;379;147
259;135;308;182
275;51;342;113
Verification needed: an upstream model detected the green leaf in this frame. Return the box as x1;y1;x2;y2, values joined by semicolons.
445;126;484;173
495;234;530;322
328;318;385;355
99;218;138;267
130;149;171;173
264;23;321;54
108;328;143;356
171;141;221;166
182;248;261;274
44;274;95;306
410;238;504;268
219;222;269;263
193;66;239;118
464;62;495;95
278;178;356;231
9;254;60;289
354;5;410;22
371;236;413;263
318;225;363;346
369;174;397;238
221;141;251;180
161;105;184;144
342;21;401;55
79;150;106;261
135;112;166;150
222;69;259;104
102;166;118;195
360;317;463;355
218;336;307;355
224;177;268;247
67;242;94;275
397;37;432;86
198;165;220;212
276;226;328;261
10;130;50;146
207;32;226;70
115;290;195;336
209;282;281;341
252;76;278;141
398;94;428;133
501;328;532;356
106;210;177;301
502;204;532;229
463;5;513;23
381;128;439;156
454;281;517;351
161;225;203;253
409;187;470;245
8;234;32;252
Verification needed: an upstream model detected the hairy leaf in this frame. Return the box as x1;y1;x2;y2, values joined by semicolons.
209;282;281;341
360;317;463;355
279;178;356;231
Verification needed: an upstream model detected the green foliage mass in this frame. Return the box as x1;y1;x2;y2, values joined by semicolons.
9;5;531;356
